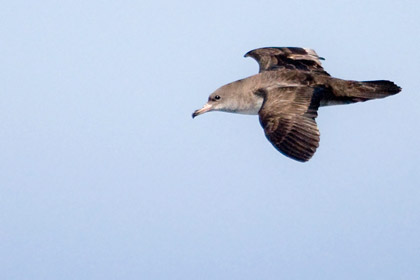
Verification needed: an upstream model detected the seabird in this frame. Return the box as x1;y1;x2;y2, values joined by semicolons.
192;47;401;162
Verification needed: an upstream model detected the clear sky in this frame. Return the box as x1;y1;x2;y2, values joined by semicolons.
1;0;419;279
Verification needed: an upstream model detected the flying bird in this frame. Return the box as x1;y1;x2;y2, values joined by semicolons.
192;47;401;162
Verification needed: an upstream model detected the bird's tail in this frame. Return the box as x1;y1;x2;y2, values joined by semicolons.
328;79;401;104
348;80;401;102
358;80;401;99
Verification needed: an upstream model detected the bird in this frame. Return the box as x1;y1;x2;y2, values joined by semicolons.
192;47;401;162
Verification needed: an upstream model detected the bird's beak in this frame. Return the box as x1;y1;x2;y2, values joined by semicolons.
192;103;213;118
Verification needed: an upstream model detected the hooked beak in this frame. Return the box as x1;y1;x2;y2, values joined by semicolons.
192;103;213;118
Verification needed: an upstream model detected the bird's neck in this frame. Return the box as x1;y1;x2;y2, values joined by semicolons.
226;77;264;115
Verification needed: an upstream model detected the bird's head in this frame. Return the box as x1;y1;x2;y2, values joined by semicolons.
192;86;238;118
192;80;256;118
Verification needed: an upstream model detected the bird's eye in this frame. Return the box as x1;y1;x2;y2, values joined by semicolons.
214;95;221;100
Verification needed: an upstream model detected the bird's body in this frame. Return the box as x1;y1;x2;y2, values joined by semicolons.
193;47;401;162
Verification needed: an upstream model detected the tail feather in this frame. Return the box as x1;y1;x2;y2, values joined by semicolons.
323;79;401;106
336;79;401;103
360;80;402;98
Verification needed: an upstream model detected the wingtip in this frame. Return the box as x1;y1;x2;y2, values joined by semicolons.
244;48;261;58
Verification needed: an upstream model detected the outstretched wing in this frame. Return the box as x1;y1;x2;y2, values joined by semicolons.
257;86;323;162
245;47;329;76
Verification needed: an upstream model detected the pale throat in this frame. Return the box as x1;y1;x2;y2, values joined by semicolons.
227;94;264;115
216;75;266;115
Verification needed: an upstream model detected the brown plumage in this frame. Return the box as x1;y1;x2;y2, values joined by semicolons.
193;47;401;162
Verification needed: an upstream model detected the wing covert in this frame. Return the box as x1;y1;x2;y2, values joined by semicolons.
245;47;329;76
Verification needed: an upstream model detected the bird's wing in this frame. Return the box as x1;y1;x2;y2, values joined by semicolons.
257;86;323;162
245;47;329;76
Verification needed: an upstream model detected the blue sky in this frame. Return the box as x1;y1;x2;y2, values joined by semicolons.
1;0;419;279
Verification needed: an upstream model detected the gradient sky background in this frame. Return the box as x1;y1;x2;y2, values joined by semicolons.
1;0;420;279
